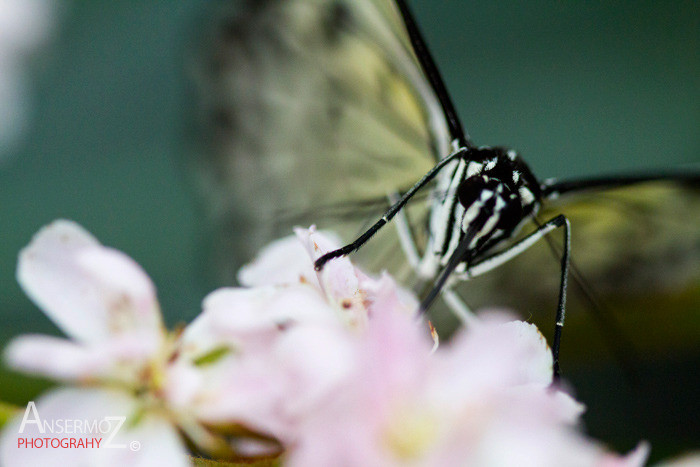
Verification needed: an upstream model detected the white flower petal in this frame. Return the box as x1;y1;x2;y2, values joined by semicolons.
5;332;161;384
163;359;206;410
93;416;190;467
293;226;343;263
365;273;419;316
193;286;339;343
295;227;363;303
4;334;108;381
237;232;320;288
17;220;163;344
499;320;554;386
190;356;285;433
619;442;651;467
0;387;189;467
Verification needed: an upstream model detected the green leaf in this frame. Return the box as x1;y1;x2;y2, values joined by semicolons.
193;346;232;366
0;400;21;429
0;365;54;405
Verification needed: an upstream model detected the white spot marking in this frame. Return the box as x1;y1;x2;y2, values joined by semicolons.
466;161;483;177
480;189;494;202
463;201;482;224
519;187;535;205
495;196;506;210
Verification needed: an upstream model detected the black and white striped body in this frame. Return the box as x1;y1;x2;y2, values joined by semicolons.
419;146;542;280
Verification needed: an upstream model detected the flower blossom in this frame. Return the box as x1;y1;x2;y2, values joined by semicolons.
1;221;650;466
0;222;419;465
168;227;420;446
0;220;192;465
287;306;649;466
197;228;650;466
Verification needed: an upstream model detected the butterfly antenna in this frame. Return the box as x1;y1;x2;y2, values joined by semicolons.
394;0;471;148
315;149;465;270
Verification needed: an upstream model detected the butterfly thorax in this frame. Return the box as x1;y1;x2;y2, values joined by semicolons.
421;146;542;278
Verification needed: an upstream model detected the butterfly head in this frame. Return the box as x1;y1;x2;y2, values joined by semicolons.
455;147;542;253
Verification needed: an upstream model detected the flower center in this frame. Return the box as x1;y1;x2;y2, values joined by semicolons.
383;408;440;461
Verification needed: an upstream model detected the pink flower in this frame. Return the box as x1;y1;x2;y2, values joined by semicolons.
1;222;651;466
284;292;648;466
184;227;648;466
171;228;419;444
238;227;418;328
1;388;188;467
6;220;165;382
0;220;194;465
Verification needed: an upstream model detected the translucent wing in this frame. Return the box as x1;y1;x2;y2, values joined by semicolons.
186;0;450;284
186;0;700;349
460;179;700;358
185;2;700;451
453;178;700;450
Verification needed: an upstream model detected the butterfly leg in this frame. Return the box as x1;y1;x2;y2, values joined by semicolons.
392;191;480;326
468;215;571;379
314;149;466;270
425;215;571;379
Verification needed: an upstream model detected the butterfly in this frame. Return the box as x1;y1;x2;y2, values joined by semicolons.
186;0;700;454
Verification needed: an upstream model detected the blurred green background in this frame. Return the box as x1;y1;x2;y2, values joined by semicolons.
0;0;698;460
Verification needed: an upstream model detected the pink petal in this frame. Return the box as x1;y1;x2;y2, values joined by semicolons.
190;324;357;444
17;220;163;344
271;324;357;415
365;273;419;317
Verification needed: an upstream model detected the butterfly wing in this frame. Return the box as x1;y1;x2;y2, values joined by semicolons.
186;0;450;284
455;177;700;451
185;2;700;452
460;178;700;358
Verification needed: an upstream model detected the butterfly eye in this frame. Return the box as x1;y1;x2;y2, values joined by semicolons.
456;177;486;208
